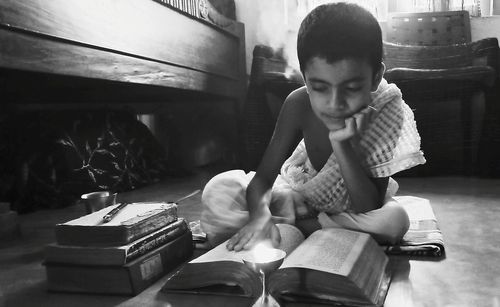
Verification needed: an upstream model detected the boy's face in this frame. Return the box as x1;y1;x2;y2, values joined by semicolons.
304;56;381;131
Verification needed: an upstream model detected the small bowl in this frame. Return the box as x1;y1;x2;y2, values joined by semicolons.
80;191;117;214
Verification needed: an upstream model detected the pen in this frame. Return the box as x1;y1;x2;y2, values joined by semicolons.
172;189;201;204
102;202;128;223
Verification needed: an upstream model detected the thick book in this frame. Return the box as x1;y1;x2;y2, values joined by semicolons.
46;219;188;266
384;196;445;257
45;228;193;295
55;202;178;246
162;224;391;307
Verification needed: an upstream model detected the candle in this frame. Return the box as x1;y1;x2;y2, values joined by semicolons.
252;242;278;263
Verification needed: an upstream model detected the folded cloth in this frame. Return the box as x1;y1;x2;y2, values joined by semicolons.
384;196;445;257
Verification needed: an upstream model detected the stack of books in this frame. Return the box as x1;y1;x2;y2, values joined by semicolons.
44;202;193;295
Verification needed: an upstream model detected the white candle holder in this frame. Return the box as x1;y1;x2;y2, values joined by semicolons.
242;247;286;307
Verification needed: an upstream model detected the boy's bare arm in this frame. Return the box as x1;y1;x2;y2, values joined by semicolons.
226;88;305;251
226;173;277;251
331;140;388;213
329;107;388;213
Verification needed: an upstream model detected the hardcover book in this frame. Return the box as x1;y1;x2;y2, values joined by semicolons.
46;218;188;266
162;224;391;307
45;228;193;295
55;202;177;246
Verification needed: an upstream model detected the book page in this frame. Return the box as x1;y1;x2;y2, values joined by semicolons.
191;240;244;263
192;223;305;264
280;228;366;275
62;202;176;226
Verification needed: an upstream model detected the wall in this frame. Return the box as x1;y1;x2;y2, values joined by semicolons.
471;16;500;41
234;0;297;73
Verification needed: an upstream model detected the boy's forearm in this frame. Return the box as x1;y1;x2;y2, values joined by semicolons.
331;140;381;213
246;176;273;220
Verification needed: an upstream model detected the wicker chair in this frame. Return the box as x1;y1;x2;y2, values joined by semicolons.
384;11;499;176
386;10;471;46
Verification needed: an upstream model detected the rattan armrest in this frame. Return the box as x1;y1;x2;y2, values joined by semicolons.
385;66;496;87
471;37;499;68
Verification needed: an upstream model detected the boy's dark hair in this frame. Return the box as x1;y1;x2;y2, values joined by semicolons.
297;2;382;74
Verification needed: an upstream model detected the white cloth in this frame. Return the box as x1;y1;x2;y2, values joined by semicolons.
200;170;300;246
201;170;410;246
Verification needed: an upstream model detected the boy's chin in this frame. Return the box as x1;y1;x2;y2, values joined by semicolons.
323;120;346;131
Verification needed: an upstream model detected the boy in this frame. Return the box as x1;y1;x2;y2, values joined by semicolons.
201;2;425;250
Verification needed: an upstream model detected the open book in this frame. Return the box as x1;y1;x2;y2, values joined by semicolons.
162;224;391;306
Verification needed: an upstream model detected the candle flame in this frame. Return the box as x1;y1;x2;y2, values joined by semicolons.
251;241;279;263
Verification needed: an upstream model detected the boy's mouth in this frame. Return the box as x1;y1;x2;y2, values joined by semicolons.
321;113;347;121
320;114;346;130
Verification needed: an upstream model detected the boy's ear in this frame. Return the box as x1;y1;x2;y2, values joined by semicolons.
371;62;385;91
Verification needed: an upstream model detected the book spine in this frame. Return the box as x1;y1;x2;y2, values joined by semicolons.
125;205;178;244
46;230;193;295
127;230;193;294
125;219;188;263
46;264;132;294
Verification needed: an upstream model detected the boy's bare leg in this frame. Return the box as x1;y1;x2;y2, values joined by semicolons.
317;199;410;245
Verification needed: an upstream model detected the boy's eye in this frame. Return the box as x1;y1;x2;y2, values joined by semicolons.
311;86;327;92
309;84;328;92
345;86;362;92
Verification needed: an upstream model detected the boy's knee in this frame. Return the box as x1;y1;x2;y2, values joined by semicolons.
203;170;245;197
202;170;249;209
200;170;251;246
379;203;410;245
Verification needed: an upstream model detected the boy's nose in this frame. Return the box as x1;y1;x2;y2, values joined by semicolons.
327;91;346;110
